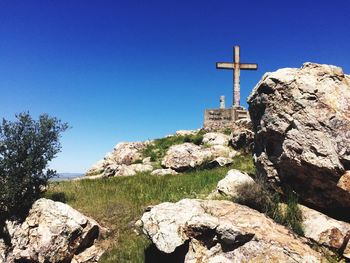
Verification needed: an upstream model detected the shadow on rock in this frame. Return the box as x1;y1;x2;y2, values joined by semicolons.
144;242;189;263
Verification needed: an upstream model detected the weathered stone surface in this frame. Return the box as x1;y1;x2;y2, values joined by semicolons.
230;118;254;152
298;204;350;258
209;157;233;167
71;245;105;263
248;63;350;215
151;168;178;176
2;198;104;263
106;142;146;165
112;163;153;177
209;145;238;159
141;199;322;262
214;169;255;198
202;132;230;146
85;160;105;176
86;142;148;177
161;143;213;171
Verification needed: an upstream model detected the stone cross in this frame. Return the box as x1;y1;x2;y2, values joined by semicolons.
216;46;258;107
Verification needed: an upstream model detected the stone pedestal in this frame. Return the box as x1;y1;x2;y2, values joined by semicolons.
203;107;248;131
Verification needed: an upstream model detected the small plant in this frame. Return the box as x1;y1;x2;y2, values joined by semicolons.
234;175;304;236
222;128;232;135
142;130;205;163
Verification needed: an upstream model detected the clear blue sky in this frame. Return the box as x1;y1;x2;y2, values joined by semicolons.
1;0;349;173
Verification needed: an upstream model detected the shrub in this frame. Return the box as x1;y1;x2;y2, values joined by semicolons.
142;130;205;162
0;112;68;219
234;175;304;236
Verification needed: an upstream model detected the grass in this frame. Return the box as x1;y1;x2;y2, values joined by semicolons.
142;130;205;162
234;176;304;236
45;154;254;263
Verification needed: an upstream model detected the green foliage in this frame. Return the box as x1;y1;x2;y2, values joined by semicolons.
46;154;254;263
0;112;68;218
234;175;304;236
222;128;232;135
142;130;205;162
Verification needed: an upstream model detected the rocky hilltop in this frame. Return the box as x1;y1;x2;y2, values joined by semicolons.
3;63;350;262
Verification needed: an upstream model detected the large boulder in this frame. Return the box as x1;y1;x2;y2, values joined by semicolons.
141;199;322;262
161;143;213;171
1;198;105;263
248;63;350;217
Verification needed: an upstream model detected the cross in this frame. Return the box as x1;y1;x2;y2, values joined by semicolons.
216;45;258;107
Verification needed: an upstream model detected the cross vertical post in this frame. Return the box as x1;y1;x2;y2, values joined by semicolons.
216;45;258;108
234;45;240;107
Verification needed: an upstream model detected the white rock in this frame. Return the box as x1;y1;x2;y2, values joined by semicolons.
215;169;255;198
210;157;233;167
5;198;105;263
203;132;230;146
299;204;350;259
129;163;154;173
141;199;322;262
161;143;213;171
151;168;178;176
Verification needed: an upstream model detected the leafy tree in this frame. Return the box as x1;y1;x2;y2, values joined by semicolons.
0;112;68;219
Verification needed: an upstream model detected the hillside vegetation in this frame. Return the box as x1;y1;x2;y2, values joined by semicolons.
46;155;254;263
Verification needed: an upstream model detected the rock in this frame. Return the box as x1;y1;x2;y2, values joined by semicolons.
114;165;136;176
175;130;200;136
0;239;8;263
142;157;152;165
151;168;178;176
209;145;238;159
209;157;233;167
248;63;350;216
141;199;322;262
106;142;146;165
86;141;148;177
129;163;154;173
214;169;255;198
85;160;105;176
71;245;105;263
202;132;230;146
298;204;350;258
3;198;104;263
161;143;213;171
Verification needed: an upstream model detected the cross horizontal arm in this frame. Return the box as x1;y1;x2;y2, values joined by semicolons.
216;62;234;69
240;63;258;70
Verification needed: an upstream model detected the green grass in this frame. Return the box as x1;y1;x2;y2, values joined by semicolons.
142;130;205;162
45;154;254;263
234;176;304;236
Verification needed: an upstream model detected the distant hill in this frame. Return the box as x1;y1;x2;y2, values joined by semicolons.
54;173;84;181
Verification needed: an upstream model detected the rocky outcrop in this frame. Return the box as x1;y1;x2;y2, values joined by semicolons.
211;169;255;198
1;198;105;263
86;142;152;177
161;143;213;171
141;199;322;262
248;63;350;216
